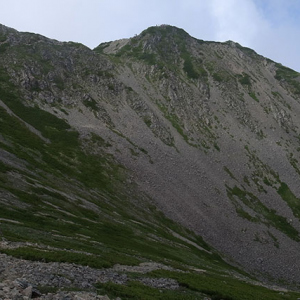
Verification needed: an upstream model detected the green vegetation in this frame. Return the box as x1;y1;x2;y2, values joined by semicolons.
249;92;259;102
227;185;299;241
238;73;251;85
1;247;114;269
156;102;188;143
271;91;283;99
1;91;257;298
244;145;279;190
212;72;224;82
212;70;231;83
0;33;7;43
268;231;280;248
223;166;237;180
97;269;300;300
0;42;9;53
183;55;199;79
143;115;152;127
243;145;300;232
140;25;189;42
114;43;157;66
156;102;201;148
93;42;111;54
213;142;220;151
235;43;258;58
110;25;208;81
277;182;300;219
275;64;300;94
53;75;65;90
97;281;192;300
288;153;300;176
0;90;235;279
275;64;299;81
83;98;99;111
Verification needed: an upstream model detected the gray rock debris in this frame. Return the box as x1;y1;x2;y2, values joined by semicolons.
0;253;180;299
0;278;111;299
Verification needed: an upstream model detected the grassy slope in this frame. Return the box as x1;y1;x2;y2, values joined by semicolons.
0;80;299;300
0;29;300;298
1;99;298;299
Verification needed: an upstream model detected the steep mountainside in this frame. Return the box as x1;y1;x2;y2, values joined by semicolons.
1;24;300;298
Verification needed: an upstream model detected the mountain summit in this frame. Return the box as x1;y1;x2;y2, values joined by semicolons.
1;24;300;298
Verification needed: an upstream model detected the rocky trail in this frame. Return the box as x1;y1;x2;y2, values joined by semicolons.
0;251;179;299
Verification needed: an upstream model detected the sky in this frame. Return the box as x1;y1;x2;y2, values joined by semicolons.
0;0;299;71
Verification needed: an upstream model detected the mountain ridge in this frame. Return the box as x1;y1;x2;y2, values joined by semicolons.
1;23;300;298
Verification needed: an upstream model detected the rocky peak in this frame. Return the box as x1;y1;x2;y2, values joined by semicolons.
138;24;192;43
95;25;196;66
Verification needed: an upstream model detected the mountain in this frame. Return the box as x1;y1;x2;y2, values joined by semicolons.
1;23;300;298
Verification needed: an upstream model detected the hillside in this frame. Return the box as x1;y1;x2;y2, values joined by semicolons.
1;24;300;299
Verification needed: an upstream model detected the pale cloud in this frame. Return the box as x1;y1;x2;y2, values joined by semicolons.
253;22;300;71
209;0;268;46
250;0;300;71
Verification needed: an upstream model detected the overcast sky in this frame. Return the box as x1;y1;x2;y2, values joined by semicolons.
0;0;299;71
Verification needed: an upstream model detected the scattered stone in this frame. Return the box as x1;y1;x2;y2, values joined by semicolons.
22;285;32;298
0;252;181;299
138;277;179;290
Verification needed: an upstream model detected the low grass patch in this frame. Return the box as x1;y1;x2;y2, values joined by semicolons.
275;64;300;94
227;185;299;241
96;281;199;300
83;98;99;111
147;270;299;300
238;73;251;85
183;56;199;79
277;182;300;219
0;247;112;268
249;92;259;102
97;269;300;300
223;166;237;180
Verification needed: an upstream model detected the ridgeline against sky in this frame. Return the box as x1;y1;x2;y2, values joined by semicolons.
0;0;300;71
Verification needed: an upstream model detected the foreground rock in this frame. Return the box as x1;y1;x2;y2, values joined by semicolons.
0;278;110;299
0;253;179;299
